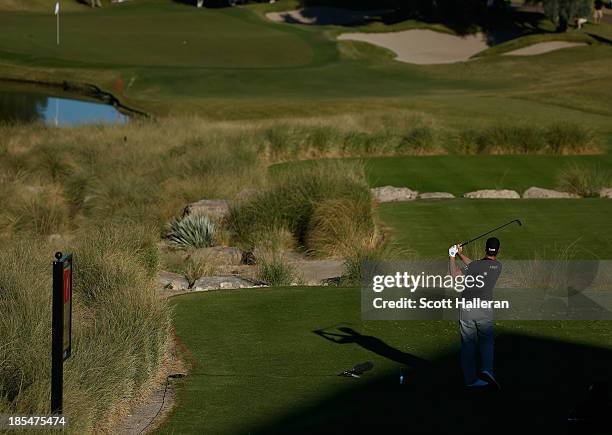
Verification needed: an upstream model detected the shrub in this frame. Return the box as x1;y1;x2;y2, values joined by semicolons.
396;126;436;154
455;125;544;154
305;126;341;155
257;255;297;287
545;122;595;154
250;226;296;259
167;214;216;249
558;164;611;197
227;160;371;249
453;122;597;155
340;242;407;287
11;193;69;236
264;124;296;160
305;196;377;257
182;252;218;288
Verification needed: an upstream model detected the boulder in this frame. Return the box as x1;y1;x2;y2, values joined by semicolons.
289;259;344;286
419;192;455;199
371;186;418;202
158;271;189;291
522;187;580;199
182;199;229;219
191;276;264;292
463;189;520;199
600;188;612;199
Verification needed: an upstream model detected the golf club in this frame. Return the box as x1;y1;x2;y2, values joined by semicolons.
459;219;522;247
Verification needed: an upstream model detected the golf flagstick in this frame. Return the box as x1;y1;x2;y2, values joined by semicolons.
55;2;60;46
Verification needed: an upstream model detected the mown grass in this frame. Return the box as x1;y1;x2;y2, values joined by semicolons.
160;287;612;434
378;199;612;259
274;154;612;196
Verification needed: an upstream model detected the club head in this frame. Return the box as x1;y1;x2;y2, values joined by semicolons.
516;219;523;226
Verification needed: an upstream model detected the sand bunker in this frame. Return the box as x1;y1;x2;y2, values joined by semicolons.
337;29;489;65
266;7;386;26
503;41;587;56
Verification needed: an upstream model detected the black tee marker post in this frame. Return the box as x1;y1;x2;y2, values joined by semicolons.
52;252;73;415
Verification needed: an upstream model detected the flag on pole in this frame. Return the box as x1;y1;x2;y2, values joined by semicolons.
54;2;60;15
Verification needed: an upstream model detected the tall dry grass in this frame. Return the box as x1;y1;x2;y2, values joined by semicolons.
226;160;373;251
558;163;611;197
0;226;169;432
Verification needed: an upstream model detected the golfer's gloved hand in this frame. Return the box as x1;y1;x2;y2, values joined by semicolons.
448;245;458;258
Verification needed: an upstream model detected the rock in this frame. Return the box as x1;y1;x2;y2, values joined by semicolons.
191;276;264;292
192;246;243;266
158;271;189;291
463;189;520;199
600;188;612;199
522;187;580;199
289;259;345;285
419;192;455;199
371;186;418;202
182;199;229;219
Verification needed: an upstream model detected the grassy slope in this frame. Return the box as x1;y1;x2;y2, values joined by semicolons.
0;0;611;131
378;199;612;259
363;155;612;193
274;155;612;194
161;287;612;434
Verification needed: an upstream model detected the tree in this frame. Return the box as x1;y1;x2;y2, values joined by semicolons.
527;0;592;31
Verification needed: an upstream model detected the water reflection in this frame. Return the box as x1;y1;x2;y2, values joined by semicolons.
0;85;128;126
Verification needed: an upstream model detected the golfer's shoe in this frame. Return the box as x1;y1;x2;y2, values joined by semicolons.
480;371;501;390
466;379;489;388
338;370;360;378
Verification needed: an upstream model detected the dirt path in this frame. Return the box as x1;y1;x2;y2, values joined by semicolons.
110;335;186;434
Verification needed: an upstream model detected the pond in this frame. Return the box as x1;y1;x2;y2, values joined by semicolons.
0;83;128;126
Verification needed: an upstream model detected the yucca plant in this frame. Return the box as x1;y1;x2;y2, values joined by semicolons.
167;214;216;249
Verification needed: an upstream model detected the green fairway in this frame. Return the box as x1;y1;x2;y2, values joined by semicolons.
364;155;612;194
160;287;612;434
378;199;612;259
275;155;612;194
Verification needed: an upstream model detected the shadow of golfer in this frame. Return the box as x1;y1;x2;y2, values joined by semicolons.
313;327;428;368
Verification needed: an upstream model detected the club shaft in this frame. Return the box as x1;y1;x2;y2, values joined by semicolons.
460;220;520;247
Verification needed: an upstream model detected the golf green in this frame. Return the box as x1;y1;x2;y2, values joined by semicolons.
160;287;612;433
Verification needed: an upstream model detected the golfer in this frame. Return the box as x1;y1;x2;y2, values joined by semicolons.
449;237;502;389
594;0;604;24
